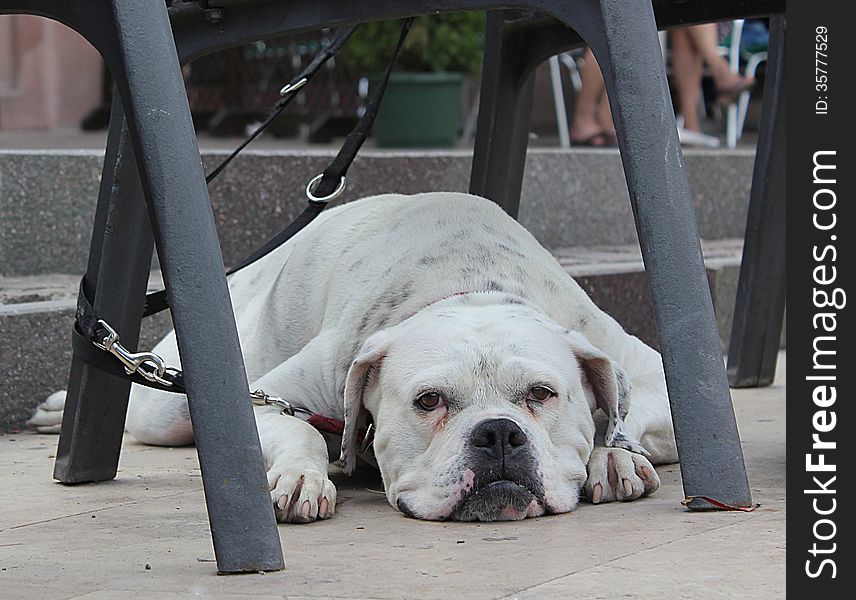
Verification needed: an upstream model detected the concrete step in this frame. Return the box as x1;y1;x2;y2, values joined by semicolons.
557;239;748;353
1;147;757;276
0;272;173;433
1;239;762;432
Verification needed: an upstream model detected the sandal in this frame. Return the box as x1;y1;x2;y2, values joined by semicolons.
716;76;755;105
571;131;617;147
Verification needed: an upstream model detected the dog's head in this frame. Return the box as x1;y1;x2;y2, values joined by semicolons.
341;294;642;521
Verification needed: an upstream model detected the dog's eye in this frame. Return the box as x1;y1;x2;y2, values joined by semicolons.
415;391;444;411
527;386;556;403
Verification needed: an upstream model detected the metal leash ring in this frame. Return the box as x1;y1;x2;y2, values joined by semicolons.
134;357;173;387
305;173;346;203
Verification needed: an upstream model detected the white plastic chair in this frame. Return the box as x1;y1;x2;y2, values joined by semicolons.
725;19;768;148
548;50;583;148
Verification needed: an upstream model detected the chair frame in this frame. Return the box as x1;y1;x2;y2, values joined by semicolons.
0;0;785;573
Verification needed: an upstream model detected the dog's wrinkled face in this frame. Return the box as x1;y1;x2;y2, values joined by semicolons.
341;297;632;521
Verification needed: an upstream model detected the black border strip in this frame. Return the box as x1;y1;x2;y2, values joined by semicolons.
787;3;852;594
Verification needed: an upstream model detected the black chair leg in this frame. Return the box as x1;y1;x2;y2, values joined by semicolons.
1;0;286;574
54;94;153;485
470;11;536;219
102;0;283;573
727;16;786;388
553;0;752;508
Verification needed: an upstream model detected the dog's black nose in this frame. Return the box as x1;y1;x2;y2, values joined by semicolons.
469;418;528;460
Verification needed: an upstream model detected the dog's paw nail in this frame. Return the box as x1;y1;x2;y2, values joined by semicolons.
592;483;603;504
606;452;619;488
623;479;633;497
587;446;659;504
635;462;660;495
268;468;336;523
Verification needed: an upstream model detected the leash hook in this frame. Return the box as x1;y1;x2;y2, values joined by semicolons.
250;389;295;416
93;320;174;387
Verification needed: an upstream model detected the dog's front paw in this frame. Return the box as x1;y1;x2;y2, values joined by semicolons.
267;466;337;523
26;391;66;433
584;446;660;504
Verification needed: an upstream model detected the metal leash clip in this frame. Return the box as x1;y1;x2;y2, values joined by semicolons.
93;320;175;387
280;77;308;97
250;389;295;416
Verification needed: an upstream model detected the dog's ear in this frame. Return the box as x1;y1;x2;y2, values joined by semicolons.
340;330;391;475
566;331;648;456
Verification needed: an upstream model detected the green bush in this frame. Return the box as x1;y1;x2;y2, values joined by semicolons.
338;12;486;75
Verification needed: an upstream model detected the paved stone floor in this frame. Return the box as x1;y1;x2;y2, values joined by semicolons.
0;354;785;599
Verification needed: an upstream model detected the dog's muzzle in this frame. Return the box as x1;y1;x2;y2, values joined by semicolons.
451;418;546;521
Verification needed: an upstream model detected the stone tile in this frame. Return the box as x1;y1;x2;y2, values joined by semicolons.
0;355;785;599
1;149;755;277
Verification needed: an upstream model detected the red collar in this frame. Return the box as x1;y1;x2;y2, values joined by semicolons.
307;410;373;446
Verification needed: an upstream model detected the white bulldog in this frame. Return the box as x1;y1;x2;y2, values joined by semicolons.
32;192;677;523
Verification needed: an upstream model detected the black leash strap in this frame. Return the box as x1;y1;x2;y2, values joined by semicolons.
76;19;414;395
74;279;187;392
310;17;414;199
71;322;187;391
143;18;413;319
204;24;359;184
140;202;327;316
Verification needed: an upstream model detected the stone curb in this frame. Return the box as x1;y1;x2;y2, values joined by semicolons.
1;148;756;276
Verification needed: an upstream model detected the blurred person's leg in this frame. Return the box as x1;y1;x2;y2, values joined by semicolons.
670;27;704;132
685;24;753;98
571;48;611;145
596;87;614;137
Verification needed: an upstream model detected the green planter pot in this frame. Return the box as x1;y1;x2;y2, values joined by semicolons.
371;72;465;148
